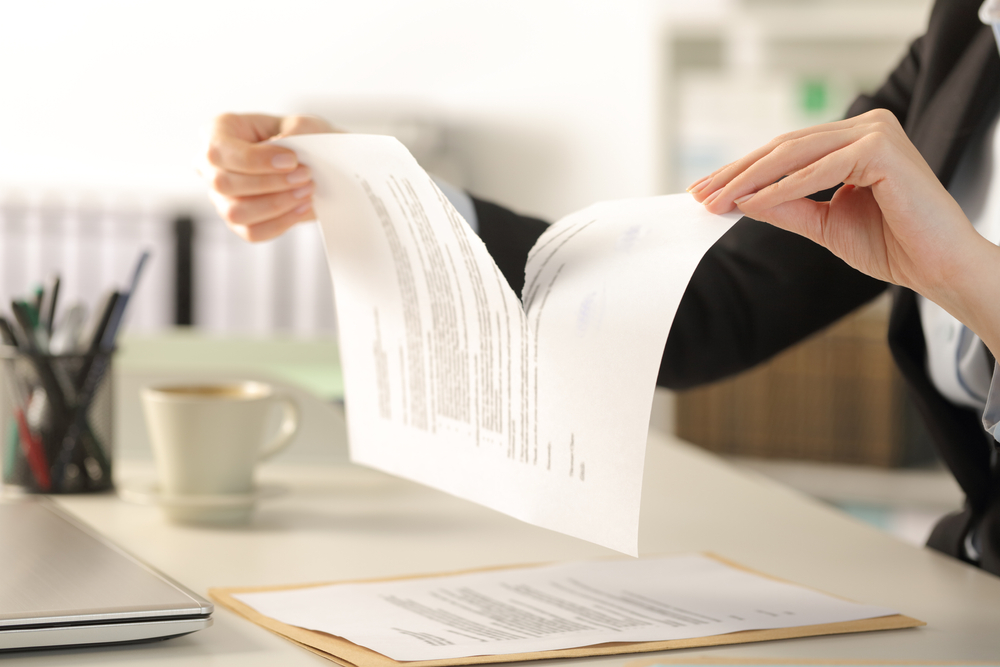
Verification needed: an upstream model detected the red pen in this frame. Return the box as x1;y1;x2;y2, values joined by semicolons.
13;400;51;491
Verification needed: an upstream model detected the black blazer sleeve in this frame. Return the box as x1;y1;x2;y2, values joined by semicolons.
658;221;886;389
474;189;887;390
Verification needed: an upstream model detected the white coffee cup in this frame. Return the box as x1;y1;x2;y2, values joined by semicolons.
140;381;299;524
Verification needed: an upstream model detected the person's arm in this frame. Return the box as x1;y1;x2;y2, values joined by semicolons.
658;218;887;389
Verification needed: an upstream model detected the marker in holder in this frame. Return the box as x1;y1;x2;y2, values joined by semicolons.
1;347;114;493
0;250;148;494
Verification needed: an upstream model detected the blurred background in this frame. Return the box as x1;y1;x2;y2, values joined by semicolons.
1;0;961;541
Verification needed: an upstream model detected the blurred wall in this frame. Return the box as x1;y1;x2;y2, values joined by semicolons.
0;0;663;220
0;0;933;337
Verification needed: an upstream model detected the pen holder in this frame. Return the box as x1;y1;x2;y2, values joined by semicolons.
0;345;114;494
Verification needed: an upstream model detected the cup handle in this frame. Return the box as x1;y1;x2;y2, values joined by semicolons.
258;393;300;461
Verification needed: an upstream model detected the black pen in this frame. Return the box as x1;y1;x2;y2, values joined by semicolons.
99;251;150;351
78;251;150;481
47;291;117;483
0;316;21;348
39;274;60;339
62;251;151;483
53;302;120;489
73;290;119;389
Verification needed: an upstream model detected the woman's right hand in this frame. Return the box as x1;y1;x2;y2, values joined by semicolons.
201;113;336;242
687;108;1000;361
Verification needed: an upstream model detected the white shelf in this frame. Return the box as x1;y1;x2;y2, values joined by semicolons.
659;0;935;190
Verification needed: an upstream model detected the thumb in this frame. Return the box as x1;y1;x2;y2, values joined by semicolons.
277;115;338;137
737;196;831;249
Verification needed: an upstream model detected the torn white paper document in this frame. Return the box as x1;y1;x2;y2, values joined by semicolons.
234;554;898;661
278;134;740;555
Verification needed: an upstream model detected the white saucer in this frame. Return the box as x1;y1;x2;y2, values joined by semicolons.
117;481;287;509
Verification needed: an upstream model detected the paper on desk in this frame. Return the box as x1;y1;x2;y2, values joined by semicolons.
278;134;740;555
233;554;898;661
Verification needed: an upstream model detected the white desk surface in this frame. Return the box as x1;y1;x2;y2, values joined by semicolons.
10;431;1000;665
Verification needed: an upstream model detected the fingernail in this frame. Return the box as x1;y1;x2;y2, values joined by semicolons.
286;166;310;185
734;193;754;205
703;190;721;205
272;153;297;170
294;202;312;215
687;176;711;193
292;184;313;199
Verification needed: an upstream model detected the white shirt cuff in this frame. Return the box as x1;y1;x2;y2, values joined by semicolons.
982;361;1000;441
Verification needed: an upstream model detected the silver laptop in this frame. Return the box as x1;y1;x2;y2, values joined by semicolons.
0;497;212;651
